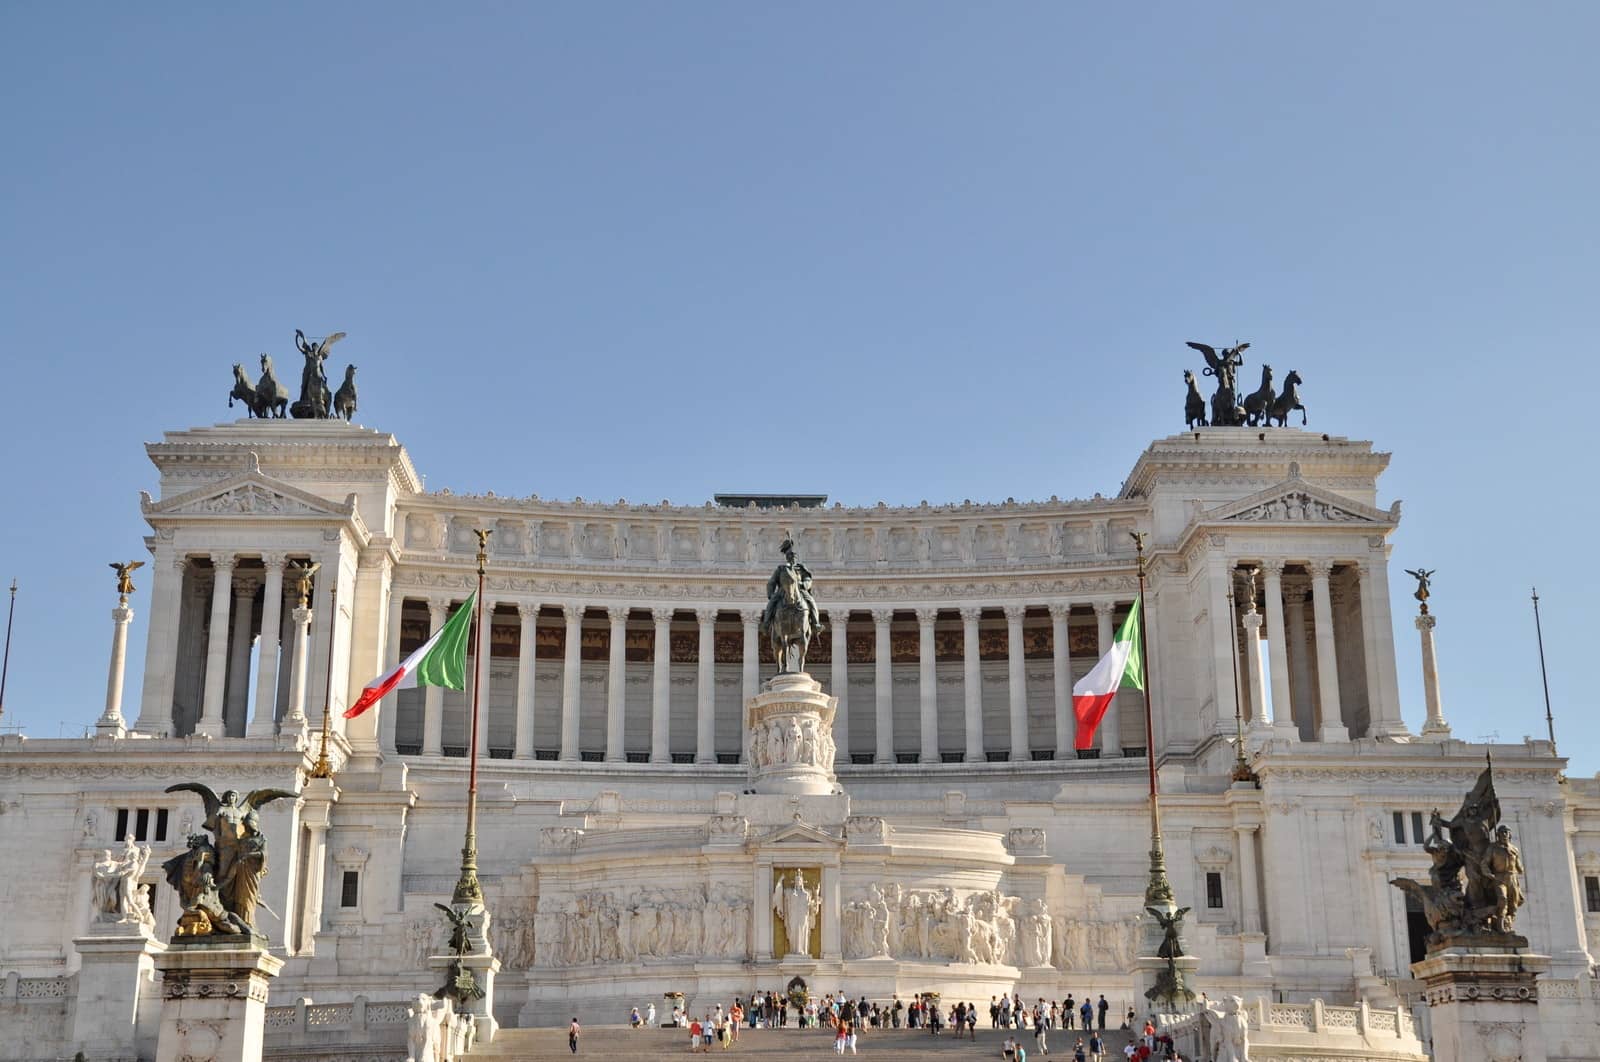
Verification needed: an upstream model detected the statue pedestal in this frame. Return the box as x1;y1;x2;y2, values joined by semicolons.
428;950;501;1044
152;942;282;1062
72;925;165;1061
1133;953;1200;1017
1412;947;1549;1062
746;672;838;796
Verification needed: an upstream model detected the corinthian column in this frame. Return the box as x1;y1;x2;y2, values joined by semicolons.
560;604;583;761
650;608;673;764
98;598;135;737
223;574;260;737
1049;604;1073;759
421;599;448;756
514;603;539;759
1094;601;1120;757
960;607;983;762
133;549;185;735
916;607;938;764
249;554;286;738
829;610;849;765
1417;612;1451;739
871;609;894;764
605;607;628;762
1308;561;1347;741
695;608;717;764
195;554;237;738
1260;561;1298;740
741;609;761;705
285;597;314;736
1004;605;1029;762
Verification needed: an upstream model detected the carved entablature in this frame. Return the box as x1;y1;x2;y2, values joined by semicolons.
141;469;370;544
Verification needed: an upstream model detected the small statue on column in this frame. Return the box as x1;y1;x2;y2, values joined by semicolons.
1405;568;1436;614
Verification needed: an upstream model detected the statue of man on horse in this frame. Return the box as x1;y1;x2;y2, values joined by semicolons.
761;539;824;673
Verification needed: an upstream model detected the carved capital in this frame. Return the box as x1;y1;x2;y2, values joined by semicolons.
740;608;762;626
1092;600;1117;618
209;553;238;574
958;605;984;623
914;607;939;626
426;597;452;620
1002;604;1026;622
828;609;851;628
517;602;541;620
651;607;675;626
563;603;586;624
260;551;287;572
1047;603;1072;622
870;608;894;626
231;575;262;599
1259;558;1285;579
173;554;193;573
1307;559;1335;580
695;607;718;625
607;606;630;624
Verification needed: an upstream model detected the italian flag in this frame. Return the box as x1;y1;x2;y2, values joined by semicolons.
1072;595;1144;749
344;592;476;719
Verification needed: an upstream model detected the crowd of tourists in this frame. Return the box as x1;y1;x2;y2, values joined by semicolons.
615;988;1176;1058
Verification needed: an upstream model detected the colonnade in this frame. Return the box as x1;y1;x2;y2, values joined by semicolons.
383;597;1136;766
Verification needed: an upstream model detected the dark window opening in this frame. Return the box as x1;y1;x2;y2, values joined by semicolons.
134;808;150;842
1076;748;1101;760
580;751;604;762
340;870;359;908
1411;811;1426;846
851;753;874;765
625;752;650;764
896;752;919;764
672;753;696;765
1031;750;1054;762
1404;893;1429;965
1392;811;1406;845
941;752;964;763
535;749;559;761
487;747;512;760
1122;746;1147;759
114;808;129;841
1206;872;1224;909
1586;876;1600;914
155;808;169;842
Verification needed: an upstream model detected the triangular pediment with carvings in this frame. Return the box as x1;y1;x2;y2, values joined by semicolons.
1200;477;1398;529
142;461;360;527
756;817;844;850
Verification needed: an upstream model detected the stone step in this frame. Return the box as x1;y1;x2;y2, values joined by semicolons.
468;1025;1141;1060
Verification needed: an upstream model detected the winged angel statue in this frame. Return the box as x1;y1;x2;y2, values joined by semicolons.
161;783;297;939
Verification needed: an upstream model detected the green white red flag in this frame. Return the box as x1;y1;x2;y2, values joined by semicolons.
1072;595;1144;749
345;592;476;718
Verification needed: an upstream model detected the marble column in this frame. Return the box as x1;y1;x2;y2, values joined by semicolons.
1094;601;1121;757
829;610;850;765
98;600;135;736
1283;587;1314;738
1205;552;1235;738
514;604;539;759
695;608;717;764
605;607;628;762
223;576;259;738
1361;557;1408;737
377;589;404;754
1235;825;1262;934
1049;604;1073;760
1004;605;1029;761
1308;561;1347;741
249;555;286;738
650;608;673;764
274;593;295;724
473;601;493;754
284;599;313;735
916;608;938;764
871;609;894;764
740;609;761;704
195;554;237;739
1242;609;1270;730
960;606;984;762
560;605;583;762
133;549;185;735
298;819;330;955
422;599;449;756
1417;612;1451;739
1260;561;1298;740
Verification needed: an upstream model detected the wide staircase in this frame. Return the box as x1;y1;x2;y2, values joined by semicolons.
469;1024;1140;1061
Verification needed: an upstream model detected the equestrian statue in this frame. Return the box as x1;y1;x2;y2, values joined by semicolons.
225;329;357;421
1182;340;1311;430
761;539;824;673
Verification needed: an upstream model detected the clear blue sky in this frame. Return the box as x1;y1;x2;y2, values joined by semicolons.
2;4;1596;768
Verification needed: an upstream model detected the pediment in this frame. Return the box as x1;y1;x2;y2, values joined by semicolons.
142;468;354;521
1202;478;1398;528
757;818;843;849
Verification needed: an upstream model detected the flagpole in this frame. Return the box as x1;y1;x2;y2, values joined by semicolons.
1131;533;1176;911
0;579;15;724
1531;588;1556;751
453;528;492;906
309;585;339;779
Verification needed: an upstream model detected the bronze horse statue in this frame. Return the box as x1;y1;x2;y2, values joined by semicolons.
229;364;260;416
1243;364;1276;427
255;355;290;418
332;365;358;421
1183;370;1207;429
767;564;814;673
1267;369;1306;427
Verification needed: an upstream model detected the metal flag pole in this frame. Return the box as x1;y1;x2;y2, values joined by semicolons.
1531;588;1556;751
453;528;492;906
0;579;15;722
309;585;339;779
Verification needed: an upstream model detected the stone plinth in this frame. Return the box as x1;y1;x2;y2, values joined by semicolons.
428;950;502;1044
1412;947;1550;1062
746;672;838;796
153;942;282;1062
71;926;165;1061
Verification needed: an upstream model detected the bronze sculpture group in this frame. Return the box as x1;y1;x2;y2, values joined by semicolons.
228;329;357;421
1184;341;1306;428
1390;761;1527;952
160;783;296;940
761;539;823;673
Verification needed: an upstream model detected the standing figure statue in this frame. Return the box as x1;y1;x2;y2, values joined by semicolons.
761;539;823;673
1186;341;1249;427
1405;568;1435;612
161;783;297;937
771;871;822;956
1212;995;1249;1062
291;328;346;419
91;835;153;926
